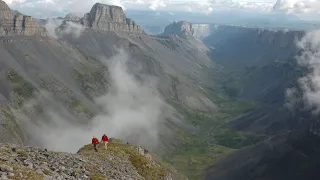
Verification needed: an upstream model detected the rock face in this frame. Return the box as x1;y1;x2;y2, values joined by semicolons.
192;24;210;39
80;3;144;33
208;25;305;47
0;0;47;36
161;21;194;38
203;25;304;73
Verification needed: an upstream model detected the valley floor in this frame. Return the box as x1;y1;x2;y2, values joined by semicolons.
163;94;266;179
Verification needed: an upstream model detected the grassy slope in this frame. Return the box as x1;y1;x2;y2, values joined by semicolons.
78;138;187;180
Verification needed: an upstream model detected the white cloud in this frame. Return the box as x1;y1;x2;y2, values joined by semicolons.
5;0;319;18
236;1;274;11
3;0;26;4
3;0;277;18
149;0;166;10
273;0;320;14
291;30;320;113
171;0;274;14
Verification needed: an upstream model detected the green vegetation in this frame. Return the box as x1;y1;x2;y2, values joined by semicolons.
165;89;265;179
79;139;186;180
90;173;106;180
167;145;232;180
222;77;243;98
0;161;44;180
7;69;25;83
42;168;51;175
81;142;169;180
0;107;24;143
73;68;108;99
168;74;180;84
6;69;36;107
68;97;91;116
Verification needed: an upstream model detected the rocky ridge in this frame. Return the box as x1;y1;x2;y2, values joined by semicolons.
203;24;304;74
65;13;82;22
0;139;185;180
56;3;144;34
208;24;305;47
0;0;47;36
161;21;194;39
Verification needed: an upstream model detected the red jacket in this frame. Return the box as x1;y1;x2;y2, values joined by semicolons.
101;135;108;142
92;138;99;145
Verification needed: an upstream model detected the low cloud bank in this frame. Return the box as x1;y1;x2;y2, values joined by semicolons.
15;50;167;153
285;30;320;113
44;18;84;39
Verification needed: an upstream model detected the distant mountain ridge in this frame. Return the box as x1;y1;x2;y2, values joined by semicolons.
203;25;305;74
38;3;145;34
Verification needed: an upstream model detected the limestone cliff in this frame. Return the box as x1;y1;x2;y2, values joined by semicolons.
161;21;194;38
80;3;144;33
192;24;210;39
0;0;47;36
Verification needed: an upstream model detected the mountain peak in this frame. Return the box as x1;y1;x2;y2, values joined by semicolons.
0;0;47;36
162;21;194;38
64;13;82;21
80;3;144;34
0;0;9;10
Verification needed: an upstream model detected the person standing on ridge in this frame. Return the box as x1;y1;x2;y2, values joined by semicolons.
101;134;109;150
92;136;99;152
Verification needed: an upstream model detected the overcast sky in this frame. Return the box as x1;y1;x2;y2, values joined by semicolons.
3;0;320;19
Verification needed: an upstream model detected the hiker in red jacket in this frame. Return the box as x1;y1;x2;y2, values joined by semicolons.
101;134;109;150
92;136;99;152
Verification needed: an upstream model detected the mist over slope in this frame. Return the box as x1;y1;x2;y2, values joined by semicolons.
0;0;218;157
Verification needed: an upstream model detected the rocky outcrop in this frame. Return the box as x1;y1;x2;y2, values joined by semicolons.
161;21;194;38
80;3;144;33
0;0;47;36
192;24;210;39
0;140;186;180
65;13;82;21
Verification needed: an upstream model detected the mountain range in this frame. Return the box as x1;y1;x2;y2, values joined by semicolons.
1;1;320;180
